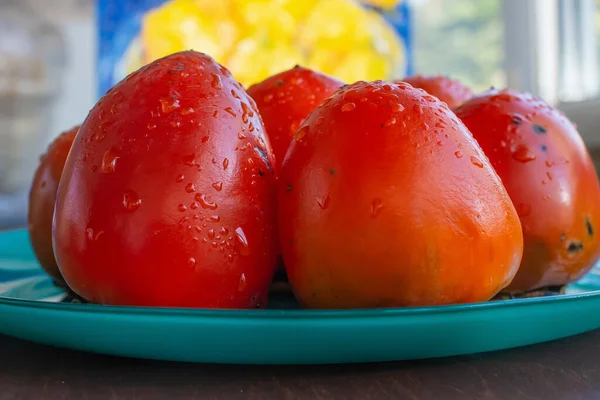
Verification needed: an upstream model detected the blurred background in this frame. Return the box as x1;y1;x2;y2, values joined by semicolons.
1;0;600;229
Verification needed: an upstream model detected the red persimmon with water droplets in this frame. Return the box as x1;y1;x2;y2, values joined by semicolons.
53;51;279;308
277;80;523;309
399;75;473;109
455;88;600;292
28;125;79;287
247;65;344;171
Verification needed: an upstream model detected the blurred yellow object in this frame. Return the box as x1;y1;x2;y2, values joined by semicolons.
128;0;406;87
362;0;402;9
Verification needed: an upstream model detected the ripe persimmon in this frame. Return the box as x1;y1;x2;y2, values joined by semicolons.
277;81;523;309
455;88;600;292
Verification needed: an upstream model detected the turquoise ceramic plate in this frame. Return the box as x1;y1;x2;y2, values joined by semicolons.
1;228;600;365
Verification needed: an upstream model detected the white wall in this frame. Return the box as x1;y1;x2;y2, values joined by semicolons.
49;18;97;138
38;0;97;139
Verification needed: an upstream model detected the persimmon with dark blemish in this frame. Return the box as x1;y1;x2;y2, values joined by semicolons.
586;217;594;237
455;88;600;292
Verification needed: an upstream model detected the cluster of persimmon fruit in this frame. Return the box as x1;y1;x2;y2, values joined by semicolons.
26;50;600;310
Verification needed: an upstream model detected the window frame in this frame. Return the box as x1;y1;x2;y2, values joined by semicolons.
502;0;600;146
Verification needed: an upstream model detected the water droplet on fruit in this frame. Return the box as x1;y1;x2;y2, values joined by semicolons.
546;171;553;181
207;229;215;239
360;97;369;102
231;89;240;99
317;195;330;210
341;103;356;112
454;151;463;158
176;174;185;183
224;107;236;117
371;198;384;218
178;204;187;212
383;117;396;127
512;145;536;163
220;227;229;235
248;123;255;132
294;125;309;142
315;117;324;125
211;241;218;248
101;148;119;173
122;190;142;212
210;215;221;222
191;202;199;210
195;193;218;210
263;94;273;103
223;158;229;170
212;181;223;191
185;183;196;193
241;102;254;117
413;104;423;115
235;227;251;256
237;273;247;292
159;97;180;114
494;93;513;102
391;103;405;113
188;257;196;268
211;73;222;90
470;156;484;168
180;107;195;116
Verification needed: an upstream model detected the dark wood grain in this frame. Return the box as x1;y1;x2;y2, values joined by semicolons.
1;330;600;400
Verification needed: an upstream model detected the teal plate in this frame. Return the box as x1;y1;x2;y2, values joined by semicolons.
1;228;600;365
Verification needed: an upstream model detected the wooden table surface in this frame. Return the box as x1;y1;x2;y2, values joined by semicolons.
1;329;600;400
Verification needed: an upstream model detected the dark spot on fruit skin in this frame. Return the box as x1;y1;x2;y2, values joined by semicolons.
286;184;292;192
567;240;584;253
541;144;548;152
274;79;284;87
330;168;336;175
512;114;523;125
257;169;265;177
586;217;594;237
533;124;547;134
289;239;293;245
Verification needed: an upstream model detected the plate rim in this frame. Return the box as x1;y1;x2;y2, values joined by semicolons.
1;288;600;320
2;227;600;321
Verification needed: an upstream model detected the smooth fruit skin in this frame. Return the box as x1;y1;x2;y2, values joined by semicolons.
247;65;344;172
399;75;473;109
28;125;79;287
53;51;279;308
277;80;523;309
455;88;600;292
